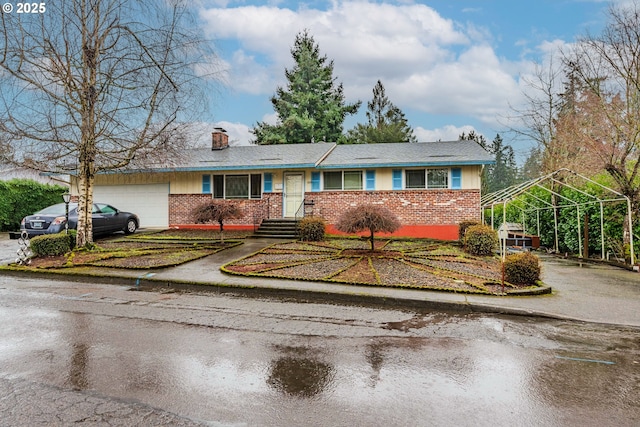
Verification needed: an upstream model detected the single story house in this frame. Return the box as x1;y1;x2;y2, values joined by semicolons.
71;129;494;240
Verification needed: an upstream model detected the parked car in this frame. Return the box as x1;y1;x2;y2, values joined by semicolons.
21;202;139;237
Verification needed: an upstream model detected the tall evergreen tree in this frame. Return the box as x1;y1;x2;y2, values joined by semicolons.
485;134;518;193
520;146;543;181
459;130;487;148
251;30;360;144
459;132;518;193
345;80;417;143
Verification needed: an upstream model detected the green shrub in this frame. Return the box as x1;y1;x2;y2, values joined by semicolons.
504;251;541;285
0;179;67;232
298;216;326;241
464;225;498;256
30;232;72;257
458;220;481;241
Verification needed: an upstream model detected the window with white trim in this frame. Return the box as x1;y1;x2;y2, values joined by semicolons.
404;168;450;189
211;174;262;199
322;171;363;190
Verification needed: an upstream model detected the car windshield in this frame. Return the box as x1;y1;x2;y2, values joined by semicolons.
36;203;78;215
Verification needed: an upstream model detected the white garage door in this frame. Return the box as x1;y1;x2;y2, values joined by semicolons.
93;183;169;228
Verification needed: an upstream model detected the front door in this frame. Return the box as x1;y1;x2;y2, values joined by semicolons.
284;173;304;218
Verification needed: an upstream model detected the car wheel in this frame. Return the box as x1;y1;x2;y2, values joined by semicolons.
124;219;137;234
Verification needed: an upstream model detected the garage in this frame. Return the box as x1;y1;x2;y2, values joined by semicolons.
93;183;169;228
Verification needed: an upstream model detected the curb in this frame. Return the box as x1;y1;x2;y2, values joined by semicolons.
0;268;594;326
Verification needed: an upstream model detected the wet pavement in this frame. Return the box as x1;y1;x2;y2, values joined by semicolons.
0;232;639;425
0;275;638;426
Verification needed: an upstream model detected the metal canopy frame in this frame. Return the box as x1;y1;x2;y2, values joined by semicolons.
481;168;634;264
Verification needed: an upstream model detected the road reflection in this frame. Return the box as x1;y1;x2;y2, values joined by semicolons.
267;346;335;398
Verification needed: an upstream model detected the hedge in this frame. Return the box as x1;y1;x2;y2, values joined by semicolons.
0;179;67;232
30;232;74;257
504;251;541;285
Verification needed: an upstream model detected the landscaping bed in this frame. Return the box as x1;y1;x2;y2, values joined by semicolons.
223;238;543;295
23;231;244;270
7;230;546;295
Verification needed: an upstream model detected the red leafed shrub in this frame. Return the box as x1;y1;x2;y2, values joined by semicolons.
335;204;401;251
193;200;243;241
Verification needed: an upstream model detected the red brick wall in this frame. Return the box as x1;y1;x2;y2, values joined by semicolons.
169;193;282;228
304;190;481;225
169;190;479;239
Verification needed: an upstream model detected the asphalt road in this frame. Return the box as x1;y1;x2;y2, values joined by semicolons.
0;275;638;426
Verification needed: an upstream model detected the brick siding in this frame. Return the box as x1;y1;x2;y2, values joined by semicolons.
169;193;283;227
169;190;479;238
304;190;481;225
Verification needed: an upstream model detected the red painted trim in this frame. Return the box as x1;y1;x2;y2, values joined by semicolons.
325;224;459;240
170;223;459;240
169;224;255;231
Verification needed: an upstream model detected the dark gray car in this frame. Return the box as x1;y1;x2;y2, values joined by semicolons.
21;202;139;237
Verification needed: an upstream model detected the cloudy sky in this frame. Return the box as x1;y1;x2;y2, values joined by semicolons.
196;0;611;159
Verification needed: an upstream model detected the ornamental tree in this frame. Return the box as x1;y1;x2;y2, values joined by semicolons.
193;201;243;242
335;204;401;251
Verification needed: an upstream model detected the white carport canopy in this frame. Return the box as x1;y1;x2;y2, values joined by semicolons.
481;168;634;264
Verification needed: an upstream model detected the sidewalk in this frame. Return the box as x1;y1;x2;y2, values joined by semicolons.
2;235;639;327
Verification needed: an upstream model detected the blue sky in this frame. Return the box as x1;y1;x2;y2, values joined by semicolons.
196;0;612;159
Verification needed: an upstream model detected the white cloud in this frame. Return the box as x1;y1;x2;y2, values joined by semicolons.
215;120;254;146
414;124;476;142
199;1;559;136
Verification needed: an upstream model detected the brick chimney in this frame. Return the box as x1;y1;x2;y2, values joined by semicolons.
211;127;229;150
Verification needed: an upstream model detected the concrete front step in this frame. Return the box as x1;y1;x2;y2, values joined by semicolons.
252;219;299;238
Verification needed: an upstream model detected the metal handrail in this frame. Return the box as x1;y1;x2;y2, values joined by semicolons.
294;198;315;220
294;199;305;220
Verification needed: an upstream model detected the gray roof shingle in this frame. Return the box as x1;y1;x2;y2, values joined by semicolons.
319;141;494;169
118;140;493;173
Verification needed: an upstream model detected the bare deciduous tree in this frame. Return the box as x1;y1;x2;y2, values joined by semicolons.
506;59;564;173
565;1;640;212
335;204;401;251
0;0;218;246
562;1;640;258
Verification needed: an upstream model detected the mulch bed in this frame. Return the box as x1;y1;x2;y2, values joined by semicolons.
25;236;241;270
18;232;543;295
223;238;541;295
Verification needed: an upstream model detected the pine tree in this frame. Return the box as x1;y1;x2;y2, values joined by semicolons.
251;30;360;144
485;134;518;193
345;80;417;143
459;132;518;193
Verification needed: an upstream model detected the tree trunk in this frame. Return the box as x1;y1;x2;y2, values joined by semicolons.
369;229;375;251
76;10;99;248
76;158;95;247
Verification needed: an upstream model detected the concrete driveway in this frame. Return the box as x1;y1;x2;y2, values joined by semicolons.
0;233;21;265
